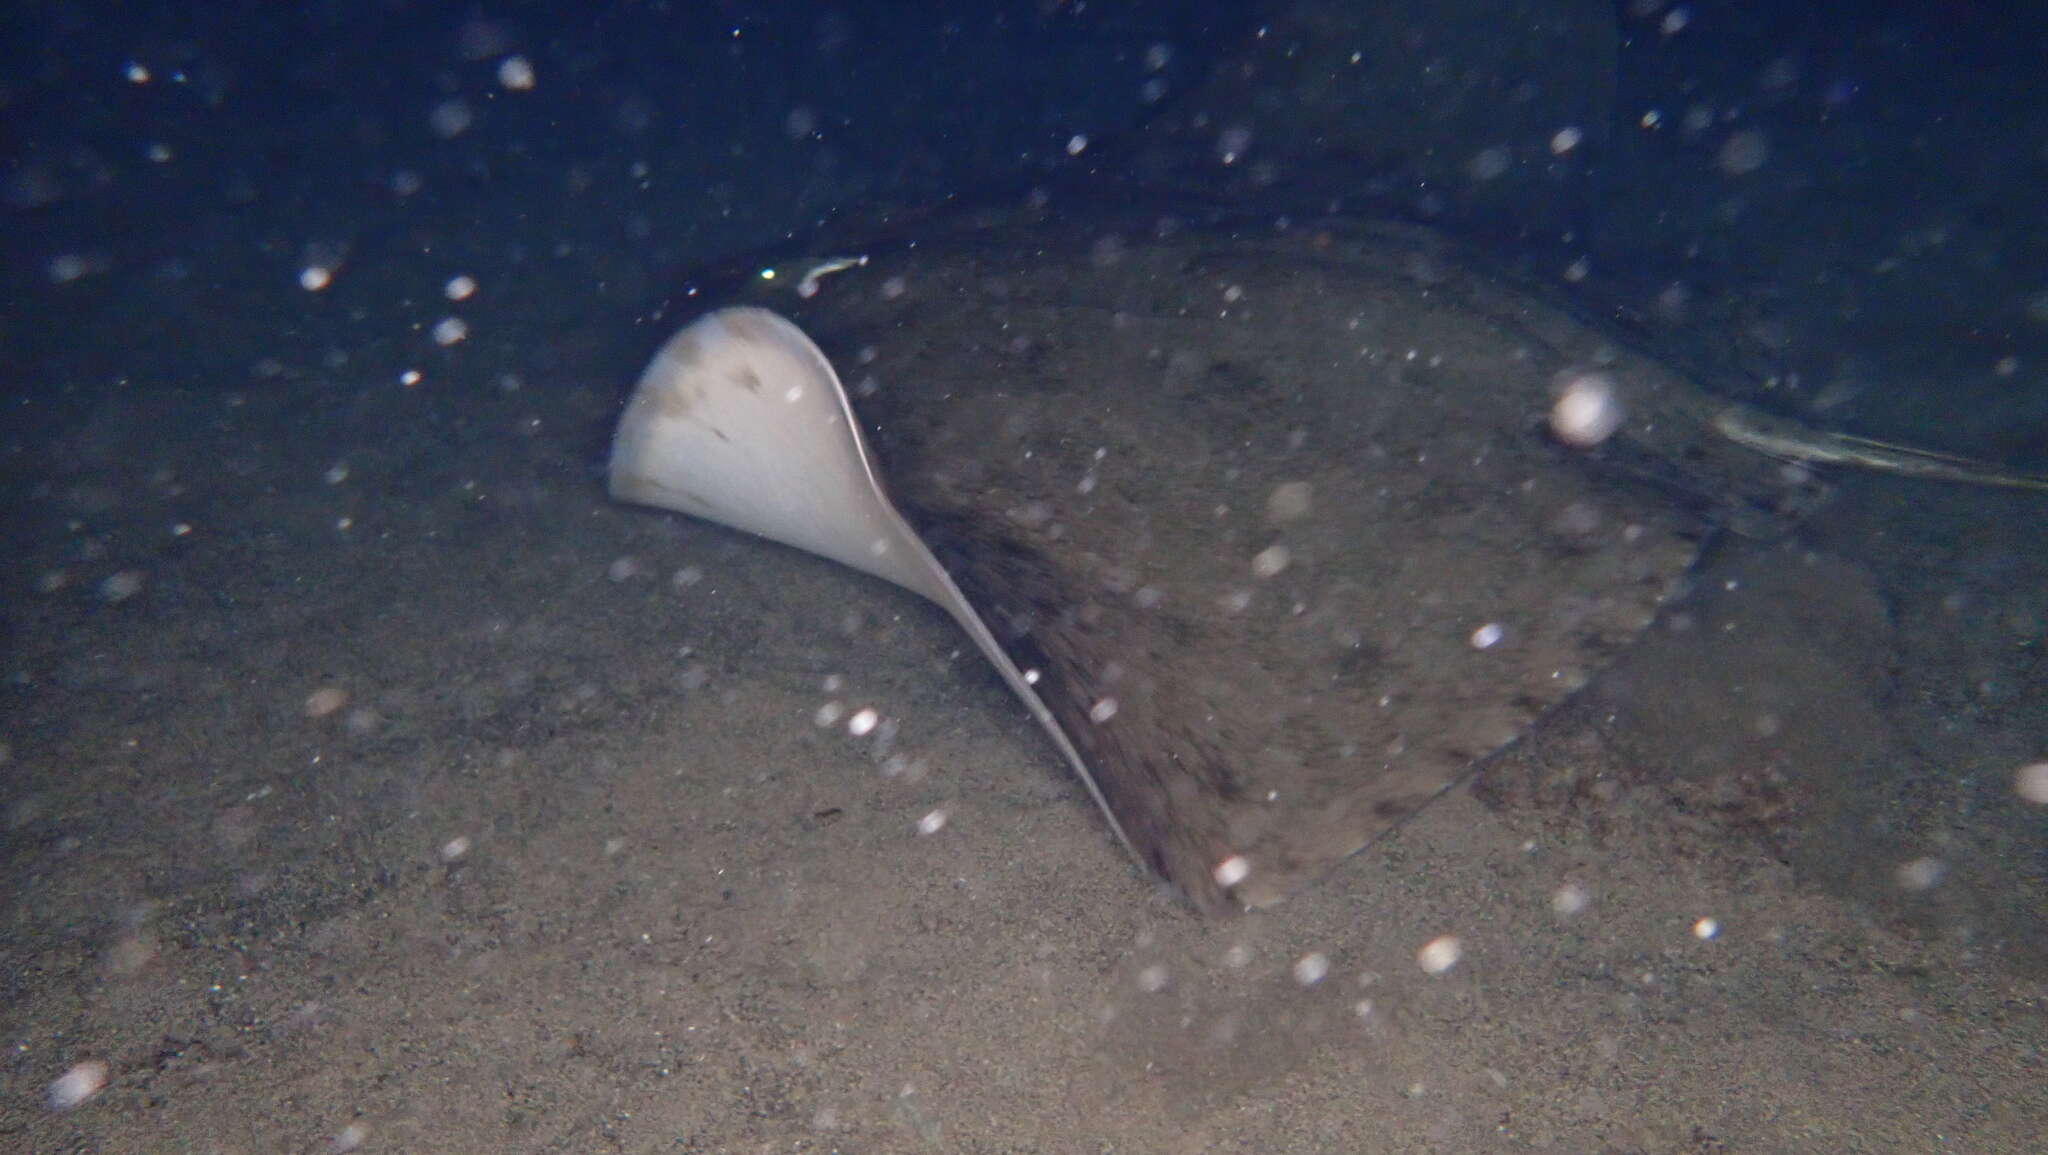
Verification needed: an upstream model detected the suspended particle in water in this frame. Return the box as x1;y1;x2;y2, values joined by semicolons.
429;98;474;139
497;55;536;91
915;808;947;836
46;1060;108;1111
1551;883;1590;916
1252;544;1291;579
1292;952;1330;986
2014;761;2048;804
847;707;879;737
1216;124;1253;166
1693;917;1720;940
1469;622;1504;650
1895;857;1945;891
1467;145;1513;182
1212;854;1251;889
99;570;146;602
1416;935;1462;975
444;274;477;301
1266;480;1313;522
1718;130;1770;176
1549;369;1625;447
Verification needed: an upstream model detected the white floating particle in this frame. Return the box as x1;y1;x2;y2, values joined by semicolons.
332;1121;370;1153
145;141;173;163
125;62;152;84
1215;124;1252;165
1718;130;1770;176
1416;935;1463;975
445;274;478;301
1692;917;1719;940
813;701;844;728
1467;145;1512;182
2014;761;2048;804
1292;952;1330;986
440;835;471;862
1551;883;1590;916
304;687;350;718
1212;854;1251;888
323;461;350;485
429;98;474;139
1266;481;1313;522
1895;856;1945;891
299;265;333;292
847;707;879;737
915;808;947;836
49;254;94;284
1252;544;1291;578
1549;369;1625;447
1066;134;1089;156
497;55;536;91
99;570;146;602
1661;7;1690;35
1551;126;1584;155
399;369;422;386
1469;622;1504;650
1089;697;1119;723
432;317;468;346
1136;964;1169;992
821;674;845;693
46;1060;108;1111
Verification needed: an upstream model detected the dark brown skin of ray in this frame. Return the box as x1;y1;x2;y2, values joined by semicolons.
910;506;1249;914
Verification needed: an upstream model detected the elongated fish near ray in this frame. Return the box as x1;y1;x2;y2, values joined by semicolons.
609;218;2042;912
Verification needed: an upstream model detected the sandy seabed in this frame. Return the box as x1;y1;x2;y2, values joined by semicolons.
2;240;2044;1154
